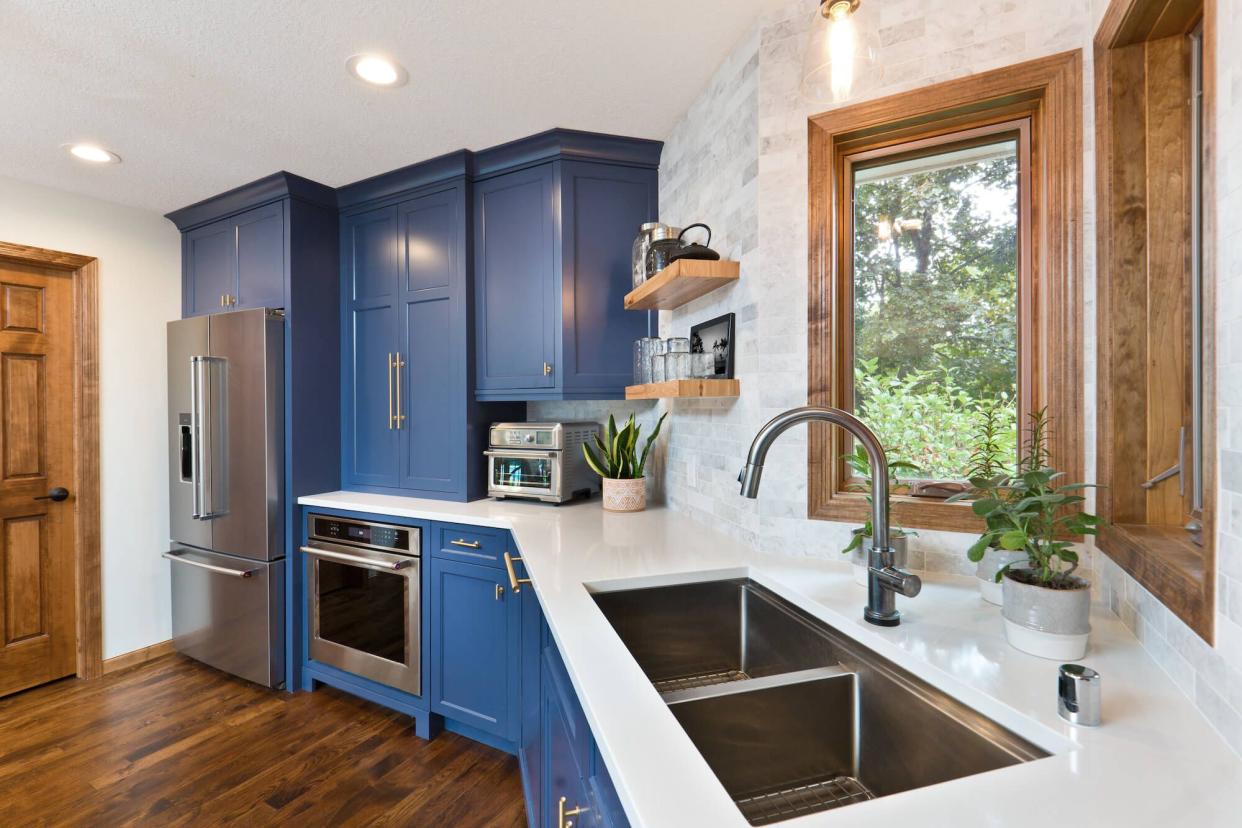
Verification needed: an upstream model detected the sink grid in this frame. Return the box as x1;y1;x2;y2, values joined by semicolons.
652;669;751;695
734;776;877;825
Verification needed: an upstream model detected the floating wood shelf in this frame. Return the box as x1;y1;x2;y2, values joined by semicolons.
625;379;741;400
623;259;740;311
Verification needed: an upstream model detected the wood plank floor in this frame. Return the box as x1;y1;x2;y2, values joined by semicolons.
0;654;527;827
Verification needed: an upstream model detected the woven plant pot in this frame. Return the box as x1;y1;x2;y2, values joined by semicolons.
602;477;646;512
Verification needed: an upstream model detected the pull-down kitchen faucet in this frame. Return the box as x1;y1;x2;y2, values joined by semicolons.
739;406;921;626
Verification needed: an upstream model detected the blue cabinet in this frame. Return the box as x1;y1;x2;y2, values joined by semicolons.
429;556;520;741
339;158;522;502
181;202;286;316
473;130;662;401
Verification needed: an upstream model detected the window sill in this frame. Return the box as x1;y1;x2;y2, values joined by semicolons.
1097;523;1213;642
811;491;985;535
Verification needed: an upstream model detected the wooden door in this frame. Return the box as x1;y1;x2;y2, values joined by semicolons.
0;260;76;696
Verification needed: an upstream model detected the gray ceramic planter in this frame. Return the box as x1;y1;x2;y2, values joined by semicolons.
1001;569;1091;660
975;548;1028;606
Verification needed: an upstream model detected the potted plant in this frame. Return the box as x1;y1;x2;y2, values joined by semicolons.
840;443;920;586
951;400;1025;605
955;409;1102;660
582;413;668;512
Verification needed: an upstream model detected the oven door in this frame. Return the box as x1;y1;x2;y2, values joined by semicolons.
486;449;561;499
302;540;421;695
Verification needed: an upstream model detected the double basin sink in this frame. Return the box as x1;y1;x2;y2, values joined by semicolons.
592;578;1049;825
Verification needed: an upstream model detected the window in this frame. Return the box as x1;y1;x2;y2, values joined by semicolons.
1095;0;1215;643
807;52;1083;534
849;131;1026;485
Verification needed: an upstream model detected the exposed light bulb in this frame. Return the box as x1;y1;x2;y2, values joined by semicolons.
826;5;858;103
801;0;878;104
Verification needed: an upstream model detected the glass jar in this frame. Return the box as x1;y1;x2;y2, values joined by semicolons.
643;225;683;280
634;337;660;385
632;223;666;289
666;336;691;353
692;352;715;378
648;339;668;383
666;351;691;380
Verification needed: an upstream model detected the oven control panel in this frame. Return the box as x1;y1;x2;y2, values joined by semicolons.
309;515;413;553
492;428;554;447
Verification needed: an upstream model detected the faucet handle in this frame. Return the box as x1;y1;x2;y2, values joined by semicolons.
870;563;922;598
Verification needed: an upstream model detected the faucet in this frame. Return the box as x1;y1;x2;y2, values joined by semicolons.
739;406;921;627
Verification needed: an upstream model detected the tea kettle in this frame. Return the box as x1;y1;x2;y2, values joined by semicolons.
669;223;721;263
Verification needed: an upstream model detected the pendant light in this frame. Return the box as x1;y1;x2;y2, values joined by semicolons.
801;0;880;104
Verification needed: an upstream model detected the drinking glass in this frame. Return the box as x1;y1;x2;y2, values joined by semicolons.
692;352;715;378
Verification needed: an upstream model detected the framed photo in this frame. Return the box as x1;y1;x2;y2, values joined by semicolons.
689;313;735;379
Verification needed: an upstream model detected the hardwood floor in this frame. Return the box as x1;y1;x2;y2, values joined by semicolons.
0;654;527;827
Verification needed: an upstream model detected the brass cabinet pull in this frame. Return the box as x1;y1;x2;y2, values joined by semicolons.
503;552;531;593
543;361;553;376
450;539;482;549
495;583;504;601
558;796;586;828
387;353;395;430
394;352;406;429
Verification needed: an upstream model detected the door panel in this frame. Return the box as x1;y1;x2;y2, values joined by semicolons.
403;194;455;293
206;310;284;561
186;222;235;316
0;261;75;697
235;204;285;309
349;305;400;487
401;296;454;491
167;316;212;551
430;557;519;740
474;166;557;391
347;207;399;302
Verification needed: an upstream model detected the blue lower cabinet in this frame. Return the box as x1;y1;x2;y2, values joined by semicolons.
544;659;596;828
429;555;520;741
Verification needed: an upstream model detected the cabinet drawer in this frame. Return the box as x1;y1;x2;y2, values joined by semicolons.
432;522;509;568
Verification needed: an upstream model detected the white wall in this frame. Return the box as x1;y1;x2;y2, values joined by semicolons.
537;0;1242;757
0;175;180;659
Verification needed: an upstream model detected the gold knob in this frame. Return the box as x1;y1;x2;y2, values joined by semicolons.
495;583;503;601
543;361;552;376
558;796;586;828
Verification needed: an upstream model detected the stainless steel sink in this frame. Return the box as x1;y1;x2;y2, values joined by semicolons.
592;579;1049;825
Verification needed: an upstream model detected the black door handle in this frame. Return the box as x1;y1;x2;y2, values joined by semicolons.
34;487;70;503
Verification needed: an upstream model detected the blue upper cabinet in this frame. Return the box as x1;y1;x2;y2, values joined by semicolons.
338;155;522;501
235;202;286;310
473;130;662;401
179;202;285;316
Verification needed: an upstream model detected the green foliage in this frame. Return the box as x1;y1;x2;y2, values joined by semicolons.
854;358;1017;481
840;442;920;554
947;409;1103;586
582;413;668;481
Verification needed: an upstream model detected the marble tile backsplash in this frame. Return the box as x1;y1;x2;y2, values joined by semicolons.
533;0;1242;757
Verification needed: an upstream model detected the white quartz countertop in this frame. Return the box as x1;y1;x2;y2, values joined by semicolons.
298;491;1242;827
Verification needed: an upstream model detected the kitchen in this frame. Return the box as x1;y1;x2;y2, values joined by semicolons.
1;0;1241;825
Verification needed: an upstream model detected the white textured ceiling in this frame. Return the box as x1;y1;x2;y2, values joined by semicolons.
1;0;783;213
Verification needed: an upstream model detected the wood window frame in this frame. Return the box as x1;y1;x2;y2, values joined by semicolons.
0;240;103;680
1095;0;1216;642
807;51;1084;534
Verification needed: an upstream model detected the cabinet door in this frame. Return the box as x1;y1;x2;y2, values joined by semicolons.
474;164;558;393
544;653;596;828
519;588;546;828
430;557;520;740
184;221;236;316
398;189;463;494
558;161;656;398
342;205;401;488
235;203;285;309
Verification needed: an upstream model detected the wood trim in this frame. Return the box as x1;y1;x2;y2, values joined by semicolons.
1094;0;1214;642
0;241;103;678
807;52;1084;534
101;640;175;675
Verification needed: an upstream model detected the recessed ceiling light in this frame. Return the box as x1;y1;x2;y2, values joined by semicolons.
63;143;121;164
346;53;408;87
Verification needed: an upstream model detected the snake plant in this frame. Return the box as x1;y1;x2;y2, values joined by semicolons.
582;413;668;480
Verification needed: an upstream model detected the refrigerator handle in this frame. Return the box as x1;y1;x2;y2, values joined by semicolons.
190;356;204;519
191;355;224;519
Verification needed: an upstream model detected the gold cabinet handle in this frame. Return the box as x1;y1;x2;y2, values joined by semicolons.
503;552;531;593
543;361;553;376
495;583;504;601
559;796;586;828
394;352;406;429
387;353;395;430
450;539;482;549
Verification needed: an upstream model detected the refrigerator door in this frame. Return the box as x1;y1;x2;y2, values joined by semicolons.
206;309;285;562
165;545;285;688
168;316;212;551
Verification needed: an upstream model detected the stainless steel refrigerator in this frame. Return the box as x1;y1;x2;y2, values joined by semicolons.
165;308;285;687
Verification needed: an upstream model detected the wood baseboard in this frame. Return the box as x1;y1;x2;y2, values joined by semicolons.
102;640;176;675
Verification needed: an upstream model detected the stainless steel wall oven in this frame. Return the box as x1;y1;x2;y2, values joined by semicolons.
303;514;421;695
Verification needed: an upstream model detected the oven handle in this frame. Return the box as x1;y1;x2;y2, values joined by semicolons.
483;449;559;458
300;545;414;571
